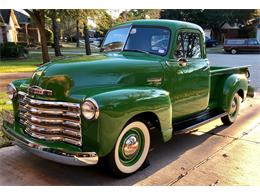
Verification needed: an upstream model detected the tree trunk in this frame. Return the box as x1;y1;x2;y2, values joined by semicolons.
84;24;91;55
37;10;50;64
76;20;80;48
26;9;50;64
51;10;62;56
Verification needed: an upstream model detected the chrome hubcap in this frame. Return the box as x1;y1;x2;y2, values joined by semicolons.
230;99;237;114
123;135;139;157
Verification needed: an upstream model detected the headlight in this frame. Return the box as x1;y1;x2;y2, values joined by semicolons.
82;98;99;120
6;83;17;100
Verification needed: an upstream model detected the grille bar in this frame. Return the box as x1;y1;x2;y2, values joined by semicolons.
18;91;82;146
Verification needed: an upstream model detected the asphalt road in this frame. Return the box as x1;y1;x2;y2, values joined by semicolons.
208;53;260;92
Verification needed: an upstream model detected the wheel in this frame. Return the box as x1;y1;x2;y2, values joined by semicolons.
221;93;241;125
107;120;150;177
231;49;237;54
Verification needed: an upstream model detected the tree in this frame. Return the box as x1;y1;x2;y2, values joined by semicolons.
94;10;113;37
114;9;161;24
160;9;259;41
25;9;50;64
83;24;91;55
48;10;62;56
63;10;98;53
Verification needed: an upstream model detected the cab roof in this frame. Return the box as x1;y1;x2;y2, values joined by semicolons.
114;19;203;33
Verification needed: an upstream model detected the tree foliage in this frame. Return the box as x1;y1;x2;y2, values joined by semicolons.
115;9;161;24
160;9;259;40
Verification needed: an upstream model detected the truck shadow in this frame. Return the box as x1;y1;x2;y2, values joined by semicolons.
14;123;230;186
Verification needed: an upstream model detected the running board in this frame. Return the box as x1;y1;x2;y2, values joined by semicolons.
173;112;227;135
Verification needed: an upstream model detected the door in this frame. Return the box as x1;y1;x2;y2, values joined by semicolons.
167;30;210;121
247;39;260;52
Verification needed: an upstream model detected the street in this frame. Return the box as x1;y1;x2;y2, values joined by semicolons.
0;53;260;185
208;53;260;92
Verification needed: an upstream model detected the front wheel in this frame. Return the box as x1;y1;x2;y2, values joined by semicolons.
221;93;241;125
108;120;150;177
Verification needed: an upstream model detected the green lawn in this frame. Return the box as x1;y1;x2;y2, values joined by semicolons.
0;92;12;148
0;45;99;73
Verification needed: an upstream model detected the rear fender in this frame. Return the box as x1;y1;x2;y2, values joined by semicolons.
222;74;248;112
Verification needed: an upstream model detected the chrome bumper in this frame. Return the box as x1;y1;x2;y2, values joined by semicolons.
2;122;98;166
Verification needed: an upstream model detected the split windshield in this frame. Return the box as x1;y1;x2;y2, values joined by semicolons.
102;26;171;56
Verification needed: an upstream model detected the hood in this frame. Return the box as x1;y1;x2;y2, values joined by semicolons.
29;53;165;100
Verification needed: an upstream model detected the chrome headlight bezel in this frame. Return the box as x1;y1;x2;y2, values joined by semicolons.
6;83;17;100
81;98;99;120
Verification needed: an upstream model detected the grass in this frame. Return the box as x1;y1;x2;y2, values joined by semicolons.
0;45;99;73
0;92;12;148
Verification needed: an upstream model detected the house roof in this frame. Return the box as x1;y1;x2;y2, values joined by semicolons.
0;9;30;25
14;10;30;24
0;9;11;25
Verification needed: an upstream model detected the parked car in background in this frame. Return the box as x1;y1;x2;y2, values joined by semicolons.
205;36;218;47
89;37;104;47
224;38;260;54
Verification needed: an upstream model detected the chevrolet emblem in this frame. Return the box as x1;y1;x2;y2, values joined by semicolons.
28;86;53;96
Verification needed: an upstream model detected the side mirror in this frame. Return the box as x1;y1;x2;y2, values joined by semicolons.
178;58;188;67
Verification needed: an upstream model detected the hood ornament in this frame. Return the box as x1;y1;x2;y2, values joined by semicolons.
28;86;53;96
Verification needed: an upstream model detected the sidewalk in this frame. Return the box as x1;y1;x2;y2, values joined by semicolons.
0;72;33;91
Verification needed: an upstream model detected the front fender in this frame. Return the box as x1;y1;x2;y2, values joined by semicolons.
222;74;248;111
84;87;172;157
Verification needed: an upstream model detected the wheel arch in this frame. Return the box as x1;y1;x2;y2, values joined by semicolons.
89;87;173;157
222;74;248;112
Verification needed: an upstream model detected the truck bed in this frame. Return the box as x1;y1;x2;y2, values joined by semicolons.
209;65;249;110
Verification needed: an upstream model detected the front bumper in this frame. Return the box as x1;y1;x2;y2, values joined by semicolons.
2;121;98;166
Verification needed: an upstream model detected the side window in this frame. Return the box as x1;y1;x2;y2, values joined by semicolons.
175;32;201;59
248;39;259;45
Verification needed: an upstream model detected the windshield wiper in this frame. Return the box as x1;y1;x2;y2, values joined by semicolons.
123;49;150;55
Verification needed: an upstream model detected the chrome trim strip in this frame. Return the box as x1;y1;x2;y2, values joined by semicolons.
19;105;80;118
2;124;98;166
17;91;82;146
18;91;80;109
25;128;82;146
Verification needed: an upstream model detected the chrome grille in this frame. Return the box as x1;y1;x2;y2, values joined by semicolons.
17;91;82;146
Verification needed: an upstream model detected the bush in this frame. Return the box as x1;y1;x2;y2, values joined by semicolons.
0;42;28;58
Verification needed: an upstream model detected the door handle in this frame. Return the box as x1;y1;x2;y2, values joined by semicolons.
178;58;188;67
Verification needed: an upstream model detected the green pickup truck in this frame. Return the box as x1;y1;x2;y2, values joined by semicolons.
3;19;253;177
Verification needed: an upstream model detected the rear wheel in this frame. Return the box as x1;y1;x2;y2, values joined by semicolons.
107;120;150;177
231;48;237;54
221;93;240;125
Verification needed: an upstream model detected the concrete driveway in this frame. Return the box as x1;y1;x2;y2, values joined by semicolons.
0;94;259;185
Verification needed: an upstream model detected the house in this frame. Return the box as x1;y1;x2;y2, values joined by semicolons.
0;9;41;46
0;9;19;43
220;19;260;42
221;22;241;40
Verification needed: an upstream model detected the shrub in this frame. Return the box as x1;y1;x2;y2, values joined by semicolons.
0;42;29;58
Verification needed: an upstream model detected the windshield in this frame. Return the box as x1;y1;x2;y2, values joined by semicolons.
102;26;130;52
102;26;171;56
